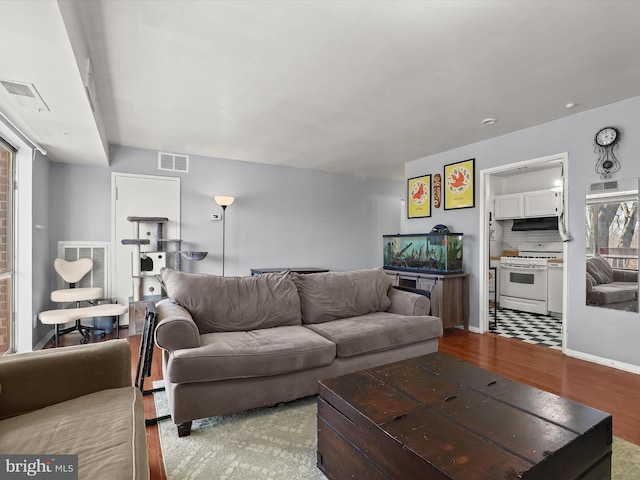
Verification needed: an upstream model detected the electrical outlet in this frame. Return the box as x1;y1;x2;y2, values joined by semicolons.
211;213;222;221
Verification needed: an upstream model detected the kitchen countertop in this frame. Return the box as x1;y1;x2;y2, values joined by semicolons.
490;252;516;260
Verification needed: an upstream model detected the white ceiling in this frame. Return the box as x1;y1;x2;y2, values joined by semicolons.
2;1;640;180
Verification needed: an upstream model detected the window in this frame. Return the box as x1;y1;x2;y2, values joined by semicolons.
586;183;638;271
0;139;14;354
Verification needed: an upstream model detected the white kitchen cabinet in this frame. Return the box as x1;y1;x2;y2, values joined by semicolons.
494;193;524;219
494;190;559;220
547;262;563;313
524;190;560;218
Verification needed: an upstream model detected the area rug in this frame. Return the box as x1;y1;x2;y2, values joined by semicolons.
154;384;640;479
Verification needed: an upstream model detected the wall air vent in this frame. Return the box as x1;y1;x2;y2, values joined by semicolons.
158;152;189;172
0;79;50;112
590;181;619;193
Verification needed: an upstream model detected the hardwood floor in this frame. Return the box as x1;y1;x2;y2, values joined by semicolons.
128;335;167;480
439;329;640;445
46;327;640;480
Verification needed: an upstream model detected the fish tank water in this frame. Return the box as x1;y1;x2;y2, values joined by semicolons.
383;233;464;274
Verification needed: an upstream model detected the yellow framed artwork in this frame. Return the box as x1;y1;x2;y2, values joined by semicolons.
444;158;475;210
407;174;431;218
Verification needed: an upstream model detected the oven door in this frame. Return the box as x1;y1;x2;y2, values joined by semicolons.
499;264;547;301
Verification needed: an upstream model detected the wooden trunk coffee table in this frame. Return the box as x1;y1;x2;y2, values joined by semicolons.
317;352;612;479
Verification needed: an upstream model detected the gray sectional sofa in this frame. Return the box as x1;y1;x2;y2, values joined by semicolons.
155;267;443;437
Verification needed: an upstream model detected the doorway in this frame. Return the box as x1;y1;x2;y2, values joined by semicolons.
111;173;180;323
479;153;568;351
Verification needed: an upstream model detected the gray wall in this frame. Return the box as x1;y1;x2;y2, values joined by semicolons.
49;144;402;276
406;94;640;369
49;163;112;244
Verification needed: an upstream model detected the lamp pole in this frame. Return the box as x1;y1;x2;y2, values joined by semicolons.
214;196;234;276
221;204;227;276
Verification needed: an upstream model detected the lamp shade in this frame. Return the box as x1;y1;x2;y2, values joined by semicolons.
214;195;235;207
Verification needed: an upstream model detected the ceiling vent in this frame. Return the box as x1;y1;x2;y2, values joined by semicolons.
158;152;189;173
0;79;50;112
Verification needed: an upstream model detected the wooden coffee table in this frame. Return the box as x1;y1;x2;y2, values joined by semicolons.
317;352;612;479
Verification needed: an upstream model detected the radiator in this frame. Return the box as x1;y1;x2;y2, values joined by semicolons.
57;241;110;298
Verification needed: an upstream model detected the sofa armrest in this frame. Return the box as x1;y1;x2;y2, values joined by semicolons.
613;269;638;282
386;287;431;316
155;299;201;352
586;275;594;295
0;339;131;420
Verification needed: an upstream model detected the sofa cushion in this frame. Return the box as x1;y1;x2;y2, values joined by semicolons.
166;326;336;383
586;256;615;285
161;268;301;333
305;312;442;358
590;282;637;305
291;268;392;324
0;387;148;480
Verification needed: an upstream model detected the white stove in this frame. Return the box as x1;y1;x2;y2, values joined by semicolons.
499;242;563;314
500;242;563;267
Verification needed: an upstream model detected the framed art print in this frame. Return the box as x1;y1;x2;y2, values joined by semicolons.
444;158;475;210
407;174;431;218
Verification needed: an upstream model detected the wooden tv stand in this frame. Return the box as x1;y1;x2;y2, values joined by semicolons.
384;269;469;329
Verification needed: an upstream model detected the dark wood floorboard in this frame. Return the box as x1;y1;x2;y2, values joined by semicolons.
440;329;640;445
45;326;640;480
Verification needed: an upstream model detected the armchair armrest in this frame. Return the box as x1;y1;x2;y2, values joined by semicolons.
613;269;638;282
0;339;131;420
387;287;431;316
154;299;201;352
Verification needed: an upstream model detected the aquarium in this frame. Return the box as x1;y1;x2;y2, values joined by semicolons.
383;233;464;274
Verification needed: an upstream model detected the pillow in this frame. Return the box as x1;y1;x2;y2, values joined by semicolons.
586;256;615;285
161;268;301;333
291;268;392;324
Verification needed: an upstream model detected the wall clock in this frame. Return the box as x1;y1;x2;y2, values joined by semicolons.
594;126;620;179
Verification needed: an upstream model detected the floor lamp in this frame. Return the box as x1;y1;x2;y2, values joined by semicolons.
214;195;234;276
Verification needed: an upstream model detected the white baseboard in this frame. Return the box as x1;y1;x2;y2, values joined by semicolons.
468;325;482;334
564;348;640;375
34;330;54;350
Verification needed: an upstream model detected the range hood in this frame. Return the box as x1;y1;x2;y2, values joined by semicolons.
512;217;558;231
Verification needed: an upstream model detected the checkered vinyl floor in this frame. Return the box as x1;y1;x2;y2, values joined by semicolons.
489;307;563;350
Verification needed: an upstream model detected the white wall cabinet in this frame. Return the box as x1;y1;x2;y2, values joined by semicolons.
524;190;559;218
494;190;559;220
494;193;524;219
